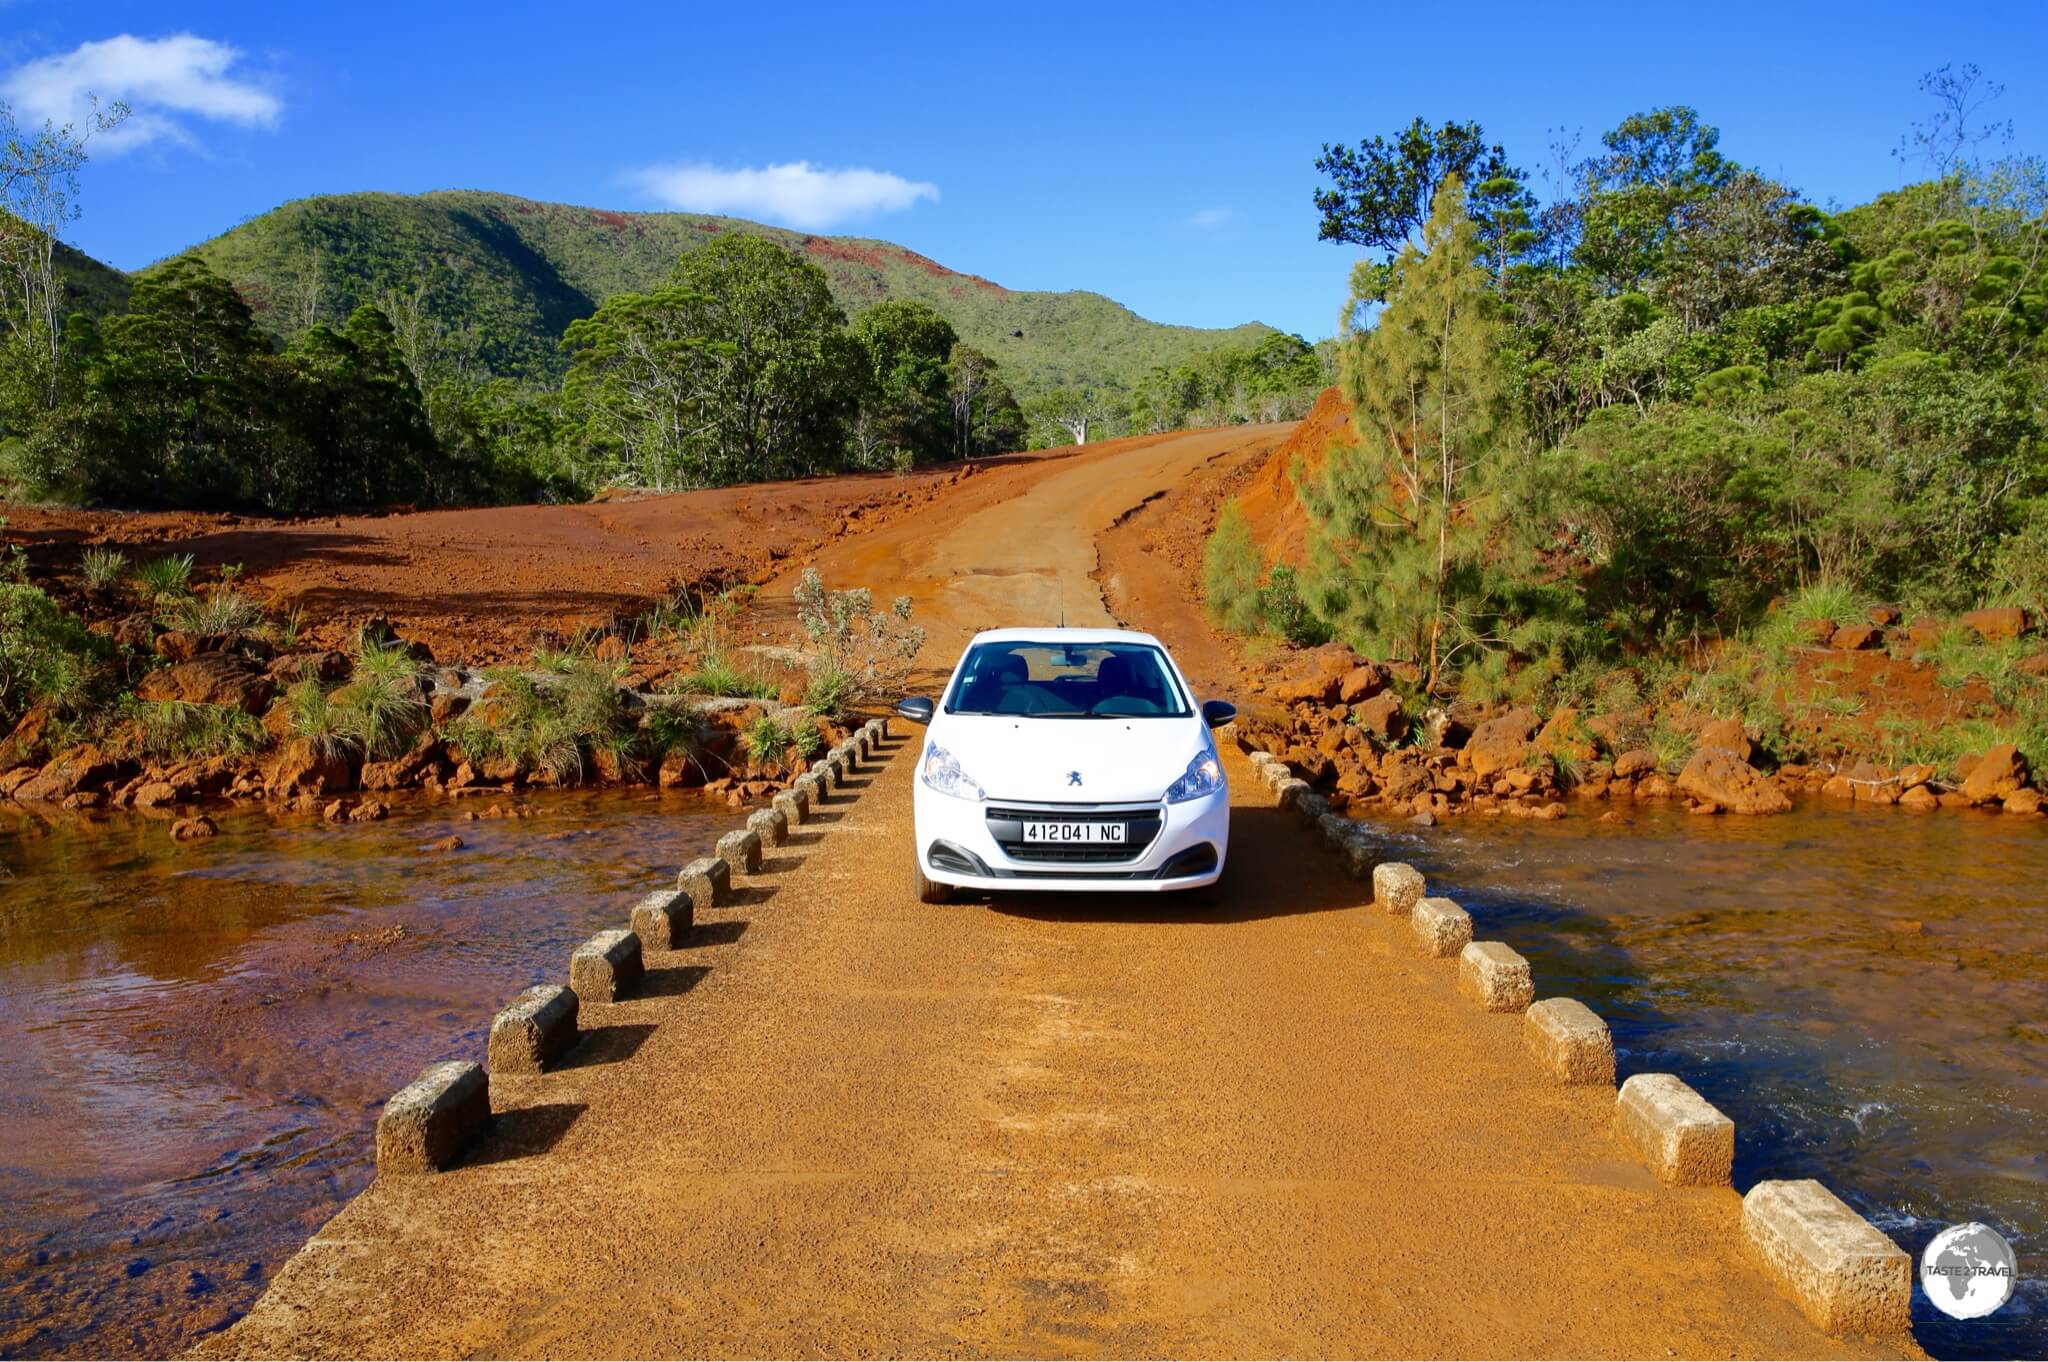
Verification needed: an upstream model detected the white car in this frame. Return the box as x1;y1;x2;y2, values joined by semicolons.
896;627;1234;902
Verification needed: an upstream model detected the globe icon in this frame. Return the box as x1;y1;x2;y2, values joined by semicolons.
1920;1222;2017;1321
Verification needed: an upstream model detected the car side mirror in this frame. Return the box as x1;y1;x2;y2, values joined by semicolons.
895;696;935;725
1201;699;1236;727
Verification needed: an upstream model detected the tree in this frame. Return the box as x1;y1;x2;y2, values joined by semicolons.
561;285;712;490
1027;386;1123;446
1575;107;1740;290
944;343;1023;457
850;299;956;466
1301;175;1516;692
666;236;860;483
0;97;127;424
1313;117;1525;299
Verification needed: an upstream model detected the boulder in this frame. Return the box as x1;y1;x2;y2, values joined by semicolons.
170;815;218;841
1867;605;1902;626
1352;690;1405;741
136;655;275;715
1960;743;2027;805
1829;623;1883;651
1535;707;1598;765
1336;664;1387;705
1675;747;1789;815
1961;606;2030;642
267;738;354;797
16;744;130;803
268;650;353;686
2004;789;2044;816
1271;643;1362;704
1611;748;1657;780
1463;707;1540;779
1695;717;1751;762
1799;618;1837;647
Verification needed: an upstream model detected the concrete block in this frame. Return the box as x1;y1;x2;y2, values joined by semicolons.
1742;1179;1912;1338
629;887;693;949
793;772;822;802
1296;791;1331;829
772;788;808;826
1615;1073;1734;1186
870;717;889;741
1339;831;1376;881
677;855;731;908
1457;940;1535;1012
1264;763;1296;791
1410;896;1472;957
487;984;579;1074
569;928;644;1004
747;806;788;848
376;1060;489;1174
716;828;763;875
1316;812;1354;853
1523;997;1615;1085
1274;777;1312;810
1373;862;1426;915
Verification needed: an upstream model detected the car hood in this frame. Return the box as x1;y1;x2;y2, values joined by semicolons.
932;714;1211;804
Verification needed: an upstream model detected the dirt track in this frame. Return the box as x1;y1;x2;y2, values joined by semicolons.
196;428;1908;1359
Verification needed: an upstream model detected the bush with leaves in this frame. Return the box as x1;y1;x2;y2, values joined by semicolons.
0;582;104;724
133;553;195;604
339;635;428;760
792;567;923;702
165;585;264;635
126;698;268;760
447;651;632;783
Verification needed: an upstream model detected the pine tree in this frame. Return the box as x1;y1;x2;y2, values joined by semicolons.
1300;173;1515;693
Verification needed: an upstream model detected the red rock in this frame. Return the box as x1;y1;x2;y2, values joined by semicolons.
1906;616;1947;648
1695;717;1751;762
1337;664;1386;704
136;655;275;715
268;651;352;686
350;799;390;822
2020;652;2048;679
1961;743;2027;804
267;738;354;798
16;744;130;802
1899;785;1939;811
1271;642;1362;704
1536;707;1598;764
2004;789;2044;816
1612;749;1657;779
1463;707;1540;778
1353;690;1405;740
1830;623;1884;651
1961;607;2030;642
170;815;217;841
1676;747;1790;814
1799;618;1837;646
132;781;180;808
1868;605;1902;626
323;799;354;822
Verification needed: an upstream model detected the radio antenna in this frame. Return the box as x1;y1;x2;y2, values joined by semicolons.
1057;576;1066;628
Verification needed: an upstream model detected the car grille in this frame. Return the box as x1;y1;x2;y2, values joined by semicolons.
984;803;1162;865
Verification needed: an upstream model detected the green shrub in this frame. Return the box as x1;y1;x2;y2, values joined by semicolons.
166;585;264;636
1259;565;1331;647
80;547;126;591
741;714;797;772
342;636;428;760
126;698;269;760
0;583;104;724
447;653;631;782
1202;499;1265;634
792;567;923;701
287;679;357;761
801;662;857;718
673;654;779;700
133;553;195;602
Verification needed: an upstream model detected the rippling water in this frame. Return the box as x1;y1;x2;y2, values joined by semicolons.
0;792;736;1358
1358;798;2047;1360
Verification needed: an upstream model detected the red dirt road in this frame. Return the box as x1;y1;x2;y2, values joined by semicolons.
195;428;1915;1359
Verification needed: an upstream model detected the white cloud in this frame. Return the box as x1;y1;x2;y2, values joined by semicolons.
1;34;280;153
626;160;938;230
1185;207;1239;230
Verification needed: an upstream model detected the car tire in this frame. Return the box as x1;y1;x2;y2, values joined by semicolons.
913;858;954;905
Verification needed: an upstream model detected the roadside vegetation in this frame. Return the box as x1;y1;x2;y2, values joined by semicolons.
1205;67;2048;775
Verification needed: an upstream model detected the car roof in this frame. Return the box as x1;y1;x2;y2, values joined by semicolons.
965;626;1165;648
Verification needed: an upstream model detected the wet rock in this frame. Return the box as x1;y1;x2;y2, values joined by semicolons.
267;738;354;798
1612;748;1657;780
1820;774;1855;800
1676;747;1789;815
1961;743;2027;805
422;834;463;854
1960;606;2030;642
2003;789;2044;816
136;655;275;715
1463;707;1540;778
16;744;130;803
350;799;390;822
1899;785;1939;811
323;799;353;822
171;815;217;841
1829;623;1883;651
1637;773;1675;800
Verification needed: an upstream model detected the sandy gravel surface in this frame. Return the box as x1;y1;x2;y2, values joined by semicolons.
195;427;1914;1359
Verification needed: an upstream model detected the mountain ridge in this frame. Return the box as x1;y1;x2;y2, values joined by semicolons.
119;189;1272;398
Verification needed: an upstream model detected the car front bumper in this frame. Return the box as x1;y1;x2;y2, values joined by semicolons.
912;780;1229;893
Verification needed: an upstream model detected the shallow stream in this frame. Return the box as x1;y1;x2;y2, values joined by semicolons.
1358;799;2047;1359
0;792;735;1358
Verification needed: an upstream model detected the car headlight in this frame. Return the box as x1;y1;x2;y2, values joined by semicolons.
1164;748;1224;804
920;742;985;801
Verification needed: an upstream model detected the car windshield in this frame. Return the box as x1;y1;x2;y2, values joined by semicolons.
945;641;1191;718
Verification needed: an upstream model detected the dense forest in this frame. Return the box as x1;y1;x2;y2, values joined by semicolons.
1209;70;2045;667
0;145;1321;511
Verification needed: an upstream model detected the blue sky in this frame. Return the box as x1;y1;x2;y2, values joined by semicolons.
4;0;2045;342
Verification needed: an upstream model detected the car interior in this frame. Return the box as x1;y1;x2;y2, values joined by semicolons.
951;644;1186;717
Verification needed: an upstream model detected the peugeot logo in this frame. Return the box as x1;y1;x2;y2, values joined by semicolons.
1067;771;1083;786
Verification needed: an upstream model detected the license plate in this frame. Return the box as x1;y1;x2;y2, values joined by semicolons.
1023;821;1126;844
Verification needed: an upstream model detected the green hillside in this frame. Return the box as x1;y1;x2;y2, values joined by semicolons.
168;190;1272;397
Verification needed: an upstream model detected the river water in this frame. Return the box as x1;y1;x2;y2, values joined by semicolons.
0;792;736;1358
1358;799;2047;1360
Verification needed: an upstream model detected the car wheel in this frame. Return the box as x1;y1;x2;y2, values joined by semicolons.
913;858;954;905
